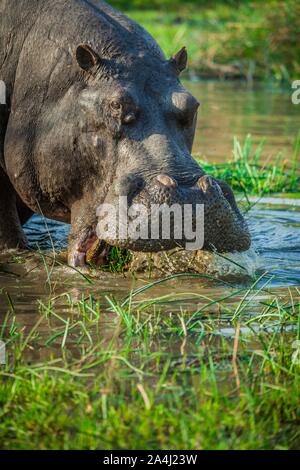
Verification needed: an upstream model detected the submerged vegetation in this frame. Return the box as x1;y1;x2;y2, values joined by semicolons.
111;0;300;83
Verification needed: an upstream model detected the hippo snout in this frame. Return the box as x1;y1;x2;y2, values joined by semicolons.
96;174;251;254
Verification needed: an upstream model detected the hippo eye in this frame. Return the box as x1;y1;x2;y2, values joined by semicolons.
111;101;122;111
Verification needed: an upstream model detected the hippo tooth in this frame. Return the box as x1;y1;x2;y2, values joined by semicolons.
72;251;86;268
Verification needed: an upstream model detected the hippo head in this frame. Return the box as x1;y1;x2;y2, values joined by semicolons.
61;44;250;266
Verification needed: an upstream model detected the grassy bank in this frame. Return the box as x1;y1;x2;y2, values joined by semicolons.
111;0;300;83
200;132;300;196
0;277;300;449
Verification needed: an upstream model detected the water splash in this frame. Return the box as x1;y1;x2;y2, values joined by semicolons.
209;247;262;278
23;197;300;286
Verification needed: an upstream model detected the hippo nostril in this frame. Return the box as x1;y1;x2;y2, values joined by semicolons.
197;175;223;195
156;174;177;188
197;175;213;193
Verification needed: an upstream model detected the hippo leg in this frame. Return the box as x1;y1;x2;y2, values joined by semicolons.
17;197;33;225
0;168;28;249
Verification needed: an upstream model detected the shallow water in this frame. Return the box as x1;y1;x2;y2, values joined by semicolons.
0;197;298;364
19;196;300;289
185;80;299;162
0;82;299;363
0;196;298;337
249;198;300;287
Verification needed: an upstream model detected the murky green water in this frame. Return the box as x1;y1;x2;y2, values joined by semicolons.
186;80;299;162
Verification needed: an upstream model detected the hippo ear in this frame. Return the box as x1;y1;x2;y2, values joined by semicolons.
171;47;188;75
76;44;100;72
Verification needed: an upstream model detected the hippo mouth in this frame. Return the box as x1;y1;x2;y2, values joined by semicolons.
71;231;110;267
69;174;251;268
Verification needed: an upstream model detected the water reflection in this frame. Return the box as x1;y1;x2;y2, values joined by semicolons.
186;80;299;162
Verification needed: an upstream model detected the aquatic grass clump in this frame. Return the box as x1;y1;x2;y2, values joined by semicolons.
101;246;132;273
0;355;299;450
0;281;299;449
0;260;300;450
199;133;300;196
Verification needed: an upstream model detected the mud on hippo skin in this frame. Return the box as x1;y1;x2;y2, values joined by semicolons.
0;0;251;267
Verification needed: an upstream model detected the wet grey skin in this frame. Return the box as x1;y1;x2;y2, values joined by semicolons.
0;0;251;268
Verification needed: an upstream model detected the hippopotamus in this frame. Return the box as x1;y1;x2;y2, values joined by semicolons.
0;0;251;267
